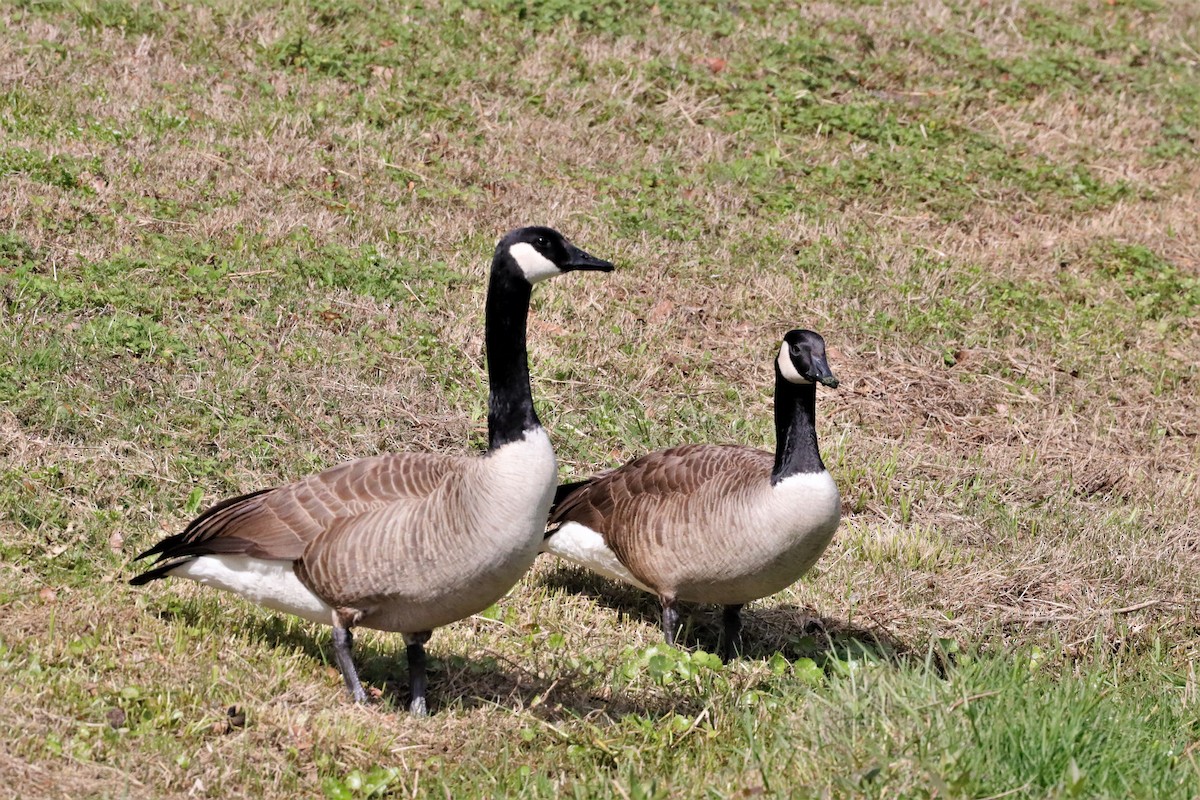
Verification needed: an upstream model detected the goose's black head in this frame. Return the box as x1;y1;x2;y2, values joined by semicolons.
776;329;839;388
495;226;614;285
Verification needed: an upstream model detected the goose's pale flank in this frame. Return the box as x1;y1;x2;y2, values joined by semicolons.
542;329;840;660
131;227;614;714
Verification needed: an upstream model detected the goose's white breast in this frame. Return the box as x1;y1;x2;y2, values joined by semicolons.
767;469;841;532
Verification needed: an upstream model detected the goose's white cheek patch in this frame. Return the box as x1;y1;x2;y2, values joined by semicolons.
509;242;561;284
777;343;811;384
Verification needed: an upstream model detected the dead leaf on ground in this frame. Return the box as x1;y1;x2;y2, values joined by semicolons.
696;56;727;74
648;299;675;324
529;316;568;336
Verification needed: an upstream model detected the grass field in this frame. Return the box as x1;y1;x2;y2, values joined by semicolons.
2;0;1199;796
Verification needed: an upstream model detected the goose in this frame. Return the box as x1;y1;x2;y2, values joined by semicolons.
542;329;840;661
131;226;614;714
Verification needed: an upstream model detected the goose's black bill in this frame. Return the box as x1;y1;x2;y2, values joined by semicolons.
562;243;614;272
811;354;838;388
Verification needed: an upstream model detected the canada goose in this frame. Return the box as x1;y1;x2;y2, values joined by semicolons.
131;227;613;714
542;329;840;660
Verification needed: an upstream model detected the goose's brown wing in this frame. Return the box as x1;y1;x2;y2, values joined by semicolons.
131;452;460;583
548;444;772;578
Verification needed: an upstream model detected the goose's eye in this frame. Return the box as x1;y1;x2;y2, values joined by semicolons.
535;236;548;249
790;345;803;357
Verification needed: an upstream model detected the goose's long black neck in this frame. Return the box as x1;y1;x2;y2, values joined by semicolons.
771;373;825;483
485;268;540;450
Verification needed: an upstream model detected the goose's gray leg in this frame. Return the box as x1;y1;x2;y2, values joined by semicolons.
331;623;368;703
404;631;432;716
720;604;744;662
661;596;680;647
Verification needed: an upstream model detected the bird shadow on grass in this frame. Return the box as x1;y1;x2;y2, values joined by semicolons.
150;597;698;720
536;562;936;674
